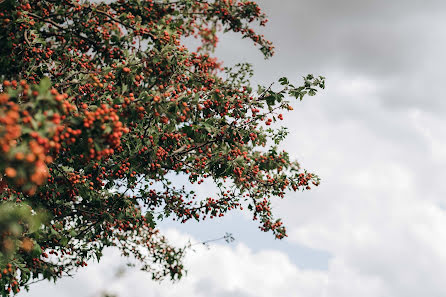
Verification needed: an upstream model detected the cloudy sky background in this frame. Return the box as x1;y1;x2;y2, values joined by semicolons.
23;0;446;296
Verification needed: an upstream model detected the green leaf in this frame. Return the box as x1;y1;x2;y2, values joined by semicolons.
60;237;68;247
278;77;289;85
38;77;51;93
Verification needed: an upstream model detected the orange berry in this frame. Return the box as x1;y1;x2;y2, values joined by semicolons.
21;238;34;252
26;154;36;163
15;152;24;160
5;167;16;178
0;93;9;104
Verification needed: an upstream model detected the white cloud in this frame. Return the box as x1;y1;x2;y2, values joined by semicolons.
410;110;446;164
269;74;446;297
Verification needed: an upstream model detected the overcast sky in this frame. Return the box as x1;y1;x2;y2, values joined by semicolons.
23;1;446;296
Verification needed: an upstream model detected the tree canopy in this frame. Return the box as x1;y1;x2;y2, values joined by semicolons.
0;0;324;295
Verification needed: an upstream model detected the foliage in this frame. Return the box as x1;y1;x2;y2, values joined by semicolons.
0;0;324;294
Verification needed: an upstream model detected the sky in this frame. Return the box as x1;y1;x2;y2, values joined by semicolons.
22;1;446;296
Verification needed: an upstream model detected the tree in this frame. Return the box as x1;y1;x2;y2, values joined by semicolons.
0;0;325;295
